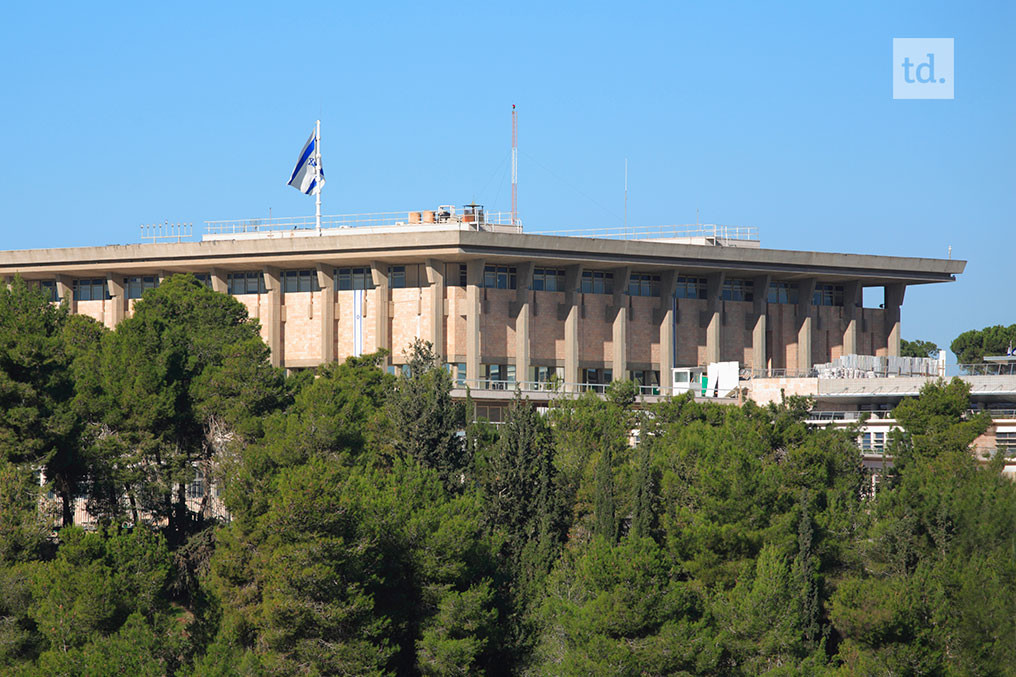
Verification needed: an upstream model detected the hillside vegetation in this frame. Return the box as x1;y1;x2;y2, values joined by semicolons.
1;275;1014;676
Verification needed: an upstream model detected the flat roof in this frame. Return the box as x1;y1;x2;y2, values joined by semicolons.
0;228;964;286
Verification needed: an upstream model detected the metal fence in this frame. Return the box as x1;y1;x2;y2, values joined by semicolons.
535;223;758;243
204;210;522;236
453;379;681;397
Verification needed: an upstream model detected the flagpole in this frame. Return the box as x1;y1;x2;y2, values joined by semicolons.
315;119;322;233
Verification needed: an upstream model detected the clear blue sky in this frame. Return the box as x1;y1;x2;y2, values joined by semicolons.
1;2;1012;355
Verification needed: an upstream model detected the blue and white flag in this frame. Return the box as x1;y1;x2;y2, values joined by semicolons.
287;129;324;195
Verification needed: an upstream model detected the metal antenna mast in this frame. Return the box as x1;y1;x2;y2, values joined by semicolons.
624;158;628;237
511;104;518;227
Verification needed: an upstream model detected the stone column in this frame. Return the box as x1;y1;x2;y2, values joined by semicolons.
608;267;632;381
105;275;125;329
425;259;446;362
263;268;282;368
56;275;74;313
209;269;228;294
842;280;862;356
656;270;678;391
559;264;584;390
317;265;335;364
704;272;725;364
465;259;485;384
370;262;390;369
796;278;817;373
752;274;771;375
512;262;533;385
884;283;906;357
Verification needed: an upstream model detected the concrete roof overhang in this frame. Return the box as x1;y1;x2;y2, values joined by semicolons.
0;229;964;287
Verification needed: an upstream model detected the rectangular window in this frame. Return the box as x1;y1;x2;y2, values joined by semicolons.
73;279;109;302
581;271;614;295
721;278;754;302
444;362;467;387
186;470;204;500
861;431;886;452
227;272;267;295
38;280;59;302
629;370;660;386
532;365;563;383
532;268;565;292
997;432;1016;455
768;281;799;304
628;273;661;297
282;270;320;294
445;263;467;287
388;265;406;289
124;275;158;300
483;265;517;290
484;363;516;389
812;283;844;307
674;276;706;299
193;273;213;289
581;368;613;392
335;267;375;291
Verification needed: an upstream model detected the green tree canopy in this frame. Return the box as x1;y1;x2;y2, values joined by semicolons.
900;338;939;358
950;323;1016;364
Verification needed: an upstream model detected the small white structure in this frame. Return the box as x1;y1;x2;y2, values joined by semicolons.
672;367;705;395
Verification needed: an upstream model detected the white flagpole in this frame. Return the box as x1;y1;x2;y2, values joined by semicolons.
315;119;322;233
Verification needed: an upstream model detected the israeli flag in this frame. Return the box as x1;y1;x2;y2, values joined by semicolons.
287;130;324;195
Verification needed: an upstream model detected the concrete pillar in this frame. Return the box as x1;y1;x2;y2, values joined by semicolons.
209;269;228;294
609;267;631;381
55;275;74;313
656;270;678;390
885;283;906;357
704;272;725;365
512;262;533;385
263;268;282;368
752;274;771;375
796;278;817;374
560;264;584;390
842;280;862;356
370;261;390;369
425;259;446;362
317;265;335;364
105;275;125;329
465;259;485;384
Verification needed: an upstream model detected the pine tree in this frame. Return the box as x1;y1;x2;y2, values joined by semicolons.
594;445;616;544
381;340;464;485
630;441;656;541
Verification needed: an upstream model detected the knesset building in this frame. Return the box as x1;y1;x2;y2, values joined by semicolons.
0;206;962;404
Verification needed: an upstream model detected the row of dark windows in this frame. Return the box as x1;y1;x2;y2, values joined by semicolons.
37;272;848;307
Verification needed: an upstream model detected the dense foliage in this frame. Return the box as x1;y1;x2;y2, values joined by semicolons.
1;275;1015;675
900;338;939;359
951;324;1016;364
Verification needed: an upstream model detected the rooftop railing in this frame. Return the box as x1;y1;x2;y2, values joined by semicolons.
805;408;1016;423
452;379;702;398
204;210;522;236
747;364;1016;380
949;363;1016;376
536;223;758;243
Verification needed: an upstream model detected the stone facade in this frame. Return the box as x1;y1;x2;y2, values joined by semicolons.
0;225;961;386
